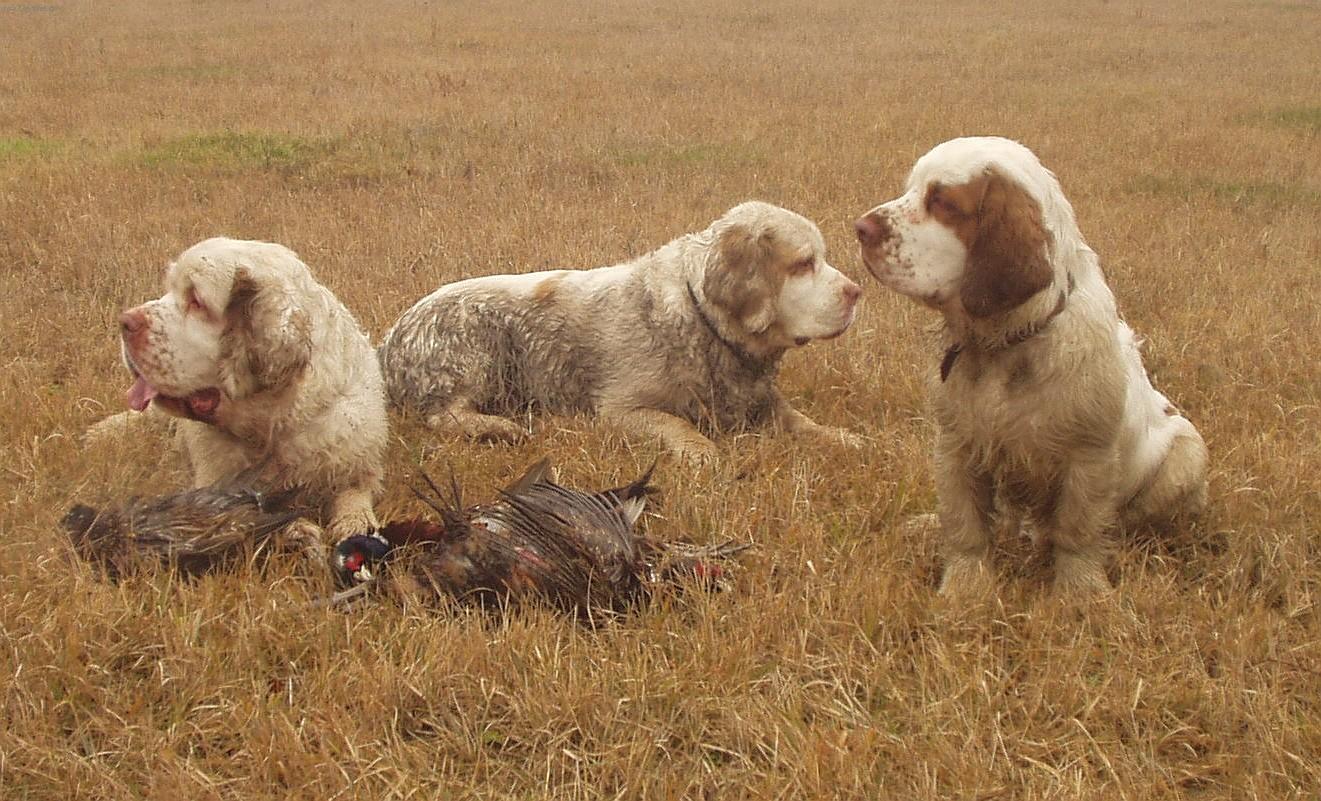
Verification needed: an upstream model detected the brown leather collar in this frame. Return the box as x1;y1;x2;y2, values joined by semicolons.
941;274;1074;382
687;282;776;376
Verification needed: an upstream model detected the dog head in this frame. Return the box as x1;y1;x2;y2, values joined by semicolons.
702;201;861;351
855;136;1075;319
118;237;314;425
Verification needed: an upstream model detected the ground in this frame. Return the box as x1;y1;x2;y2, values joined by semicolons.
1;0;1319;798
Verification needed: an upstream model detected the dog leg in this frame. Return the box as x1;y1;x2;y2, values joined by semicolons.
1048;451;1119;598
603;406;718;463
178;423;254;487
426;398;527;443
770;394;866;448
1124;420;1209;527
327;485;380;542
83;407;176;446
935;434;997;599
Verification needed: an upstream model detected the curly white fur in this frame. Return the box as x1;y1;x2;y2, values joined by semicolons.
101;237;387;540
857;137;1208;597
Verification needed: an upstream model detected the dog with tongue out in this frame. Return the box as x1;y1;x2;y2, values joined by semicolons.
105;237;389;542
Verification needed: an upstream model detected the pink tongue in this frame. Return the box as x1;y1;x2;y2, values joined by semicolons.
126;375;158;412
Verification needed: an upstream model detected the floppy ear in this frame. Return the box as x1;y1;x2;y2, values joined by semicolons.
959;169;1054;318
221;266;312;396
703;222;778;334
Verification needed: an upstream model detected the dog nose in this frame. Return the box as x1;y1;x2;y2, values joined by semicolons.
119;309;147;334
842;281;862;304
854;214;883;247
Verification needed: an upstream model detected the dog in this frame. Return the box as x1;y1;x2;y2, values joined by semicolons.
104;237;387;541
855;137;1208;597
378;201;863;460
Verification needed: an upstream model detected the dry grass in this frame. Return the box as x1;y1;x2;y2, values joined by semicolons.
2;0;1319;798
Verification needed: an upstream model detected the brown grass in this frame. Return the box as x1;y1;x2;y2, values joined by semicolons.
2;0;1319;798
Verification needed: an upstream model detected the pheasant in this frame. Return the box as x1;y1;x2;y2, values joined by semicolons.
329;459;749;617
62;477;317;580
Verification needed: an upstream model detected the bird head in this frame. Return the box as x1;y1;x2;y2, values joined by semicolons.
331;534;393;588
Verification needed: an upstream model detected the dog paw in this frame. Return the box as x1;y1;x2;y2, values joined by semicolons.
429;412;527;444
938;554;997;601
671;436;719;465
1052;551;1112;599
327;508;379;543
476;417;527;443
821;426;867;449
278;518;330;564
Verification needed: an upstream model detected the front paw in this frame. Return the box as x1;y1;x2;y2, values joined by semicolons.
670;435;719;465
327;507;379;543
472;417;528;444
1052;550;1113;600
428;412;527;444
938;554;997;601
820;426;867;449
798;422;866;448
277;518;330;564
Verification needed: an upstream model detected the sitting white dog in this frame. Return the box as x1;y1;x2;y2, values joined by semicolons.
856;137;1208;597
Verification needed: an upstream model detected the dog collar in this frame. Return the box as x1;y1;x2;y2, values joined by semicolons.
941;274;1074;382
686;282;776;377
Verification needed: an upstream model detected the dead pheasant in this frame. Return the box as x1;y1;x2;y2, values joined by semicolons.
62;478;314;580
329;459;750;617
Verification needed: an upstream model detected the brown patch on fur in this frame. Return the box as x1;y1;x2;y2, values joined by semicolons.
223;267;312;395
704;223;787;334
531;273;566;306
944;169;1053;318
925;178;987;249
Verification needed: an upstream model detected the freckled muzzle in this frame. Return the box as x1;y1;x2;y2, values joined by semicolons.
853;211;890;249
853;210;899;281
118;306;225;424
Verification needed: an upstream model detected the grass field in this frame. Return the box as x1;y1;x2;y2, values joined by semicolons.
2;0;1320;798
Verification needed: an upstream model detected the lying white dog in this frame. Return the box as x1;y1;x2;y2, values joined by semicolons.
378;201;863;460
855;137;1208;597
104;237;387;540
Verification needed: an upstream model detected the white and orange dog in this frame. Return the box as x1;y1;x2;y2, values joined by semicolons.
379;201;863;460
856;137;1207;597
108;237;387;540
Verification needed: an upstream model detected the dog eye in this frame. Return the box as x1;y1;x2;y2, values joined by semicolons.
186;289;206;313
790;258;815;275
927;191;963;217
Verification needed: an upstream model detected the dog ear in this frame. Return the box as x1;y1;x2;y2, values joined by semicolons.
959;169;1053;318
703;221;779;334
221;266;312;396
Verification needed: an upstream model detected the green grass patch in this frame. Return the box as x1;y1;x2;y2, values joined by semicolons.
1238;106;1321;134
1266;106;1321;133
0;136;60;160
137;131;334;173
1130;173;1321;209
